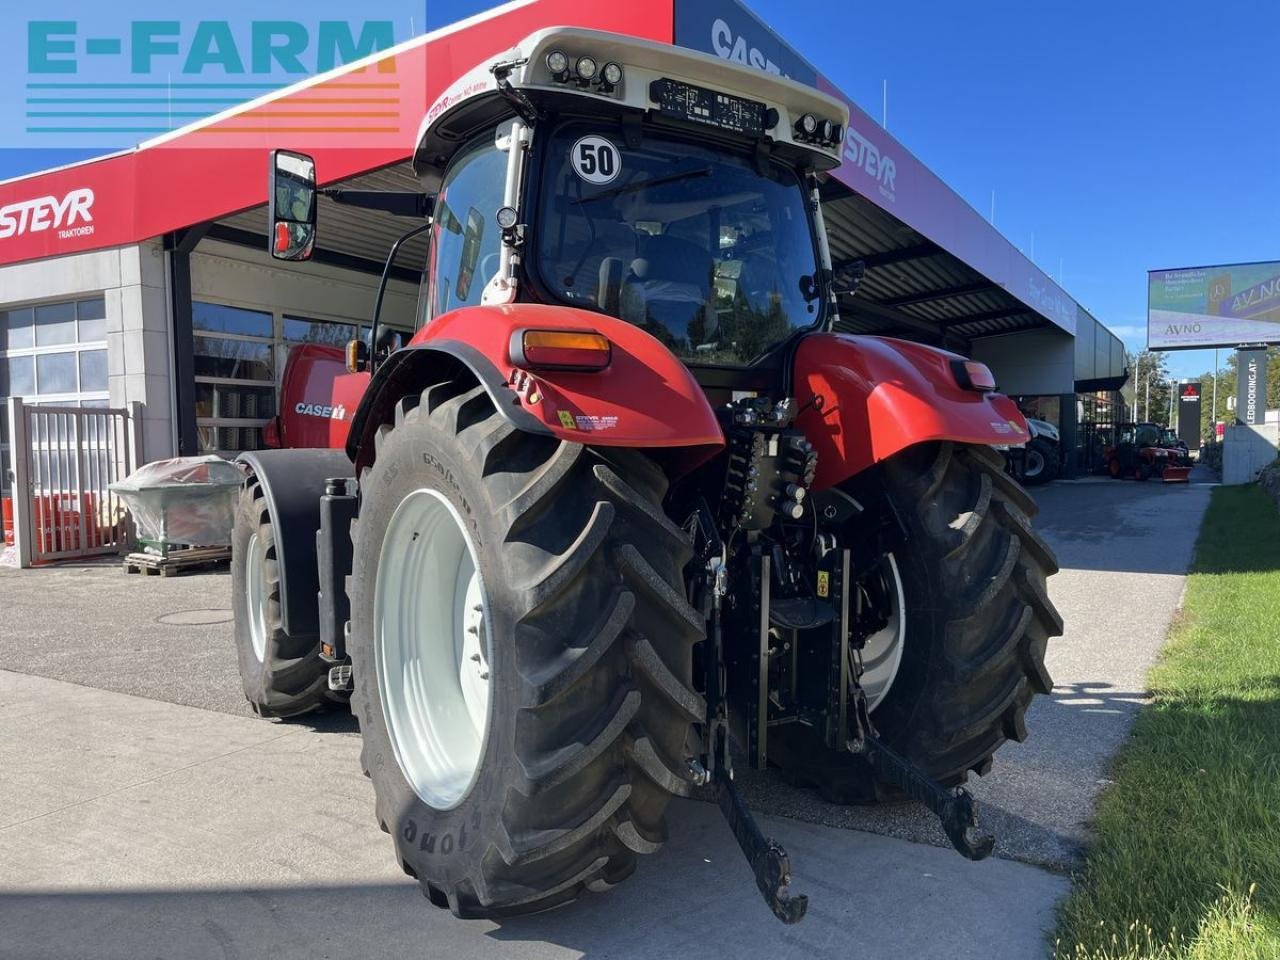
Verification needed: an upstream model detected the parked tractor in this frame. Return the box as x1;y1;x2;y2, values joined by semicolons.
232;28;1061;924
1020;416;1061;485
1104;422;1191;482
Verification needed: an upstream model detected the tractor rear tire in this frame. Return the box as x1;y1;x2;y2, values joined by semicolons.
347;381;703;918
231;481;345;718
775;442;1060;798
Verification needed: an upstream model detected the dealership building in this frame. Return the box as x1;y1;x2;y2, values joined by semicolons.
0;0;1126;503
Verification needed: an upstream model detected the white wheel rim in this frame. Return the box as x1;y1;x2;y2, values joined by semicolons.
374;488;492;810
245;532;269;663
852;554;906;712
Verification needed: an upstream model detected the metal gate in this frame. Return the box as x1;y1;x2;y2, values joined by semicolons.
6;397;143;567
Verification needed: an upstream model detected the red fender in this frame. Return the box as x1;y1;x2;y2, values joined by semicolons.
793;333;1029;490
408;303;724;460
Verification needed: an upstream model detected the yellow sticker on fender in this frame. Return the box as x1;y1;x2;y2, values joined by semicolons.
557;410;575;429
816;570;830;598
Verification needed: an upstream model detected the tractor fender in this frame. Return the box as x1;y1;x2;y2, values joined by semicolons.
236;448;355;638
793;333;1030;490
346;303;724;475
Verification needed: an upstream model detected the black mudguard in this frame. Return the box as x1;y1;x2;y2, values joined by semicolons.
236;449;354;638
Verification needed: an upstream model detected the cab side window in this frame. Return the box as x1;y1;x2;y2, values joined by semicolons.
426;134;507;322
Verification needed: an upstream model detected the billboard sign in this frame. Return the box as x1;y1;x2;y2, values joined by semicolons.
1148;261;1280;350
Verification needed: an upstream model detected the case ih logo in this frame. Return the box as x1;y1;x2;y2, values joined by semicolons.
0;187;94;241
296;402;347;420
709;18;788;76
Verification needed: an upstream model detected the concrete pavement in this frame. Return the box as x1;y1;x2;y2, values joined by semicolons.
0;670;1066;960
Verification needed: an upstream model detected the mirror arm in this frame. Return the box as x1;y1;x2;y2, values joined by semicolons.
369;221;434;372
491;58;541;126
320;189;434;218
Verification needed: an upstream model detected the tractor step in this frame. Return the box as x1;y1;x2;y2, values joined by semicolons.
327;663;353;691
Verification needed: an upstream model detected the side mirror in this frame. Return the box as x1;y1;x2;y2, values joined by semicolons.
345;338;369;374
831;259;866;297
269;150;317;261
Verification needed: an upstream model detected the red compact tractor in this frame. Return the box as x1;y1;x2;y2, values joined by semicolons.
1104;422;1191;482
233;28;1061;924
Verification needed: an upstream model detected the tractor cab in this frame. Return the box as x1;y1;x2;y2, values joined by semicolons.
412;28;848;391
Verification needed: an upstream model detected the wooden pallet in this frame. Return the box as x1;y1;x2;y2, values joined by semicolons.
122;546;231;577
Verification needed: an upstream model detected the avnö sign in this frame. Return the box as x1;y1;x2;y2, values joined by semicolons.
1148;260;1280;350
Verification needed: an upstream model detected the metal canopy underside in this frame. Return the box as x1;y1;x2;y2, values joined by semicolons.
822;182;1053;350
206;164;1057;354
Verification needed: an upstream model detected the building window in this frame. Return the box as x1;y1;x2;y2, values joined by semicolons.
193;302;276;455
192;303;364;455
0;296;109;495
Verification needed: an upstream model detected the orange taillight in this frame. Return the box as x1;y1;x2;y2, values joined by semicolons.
513;329;612;371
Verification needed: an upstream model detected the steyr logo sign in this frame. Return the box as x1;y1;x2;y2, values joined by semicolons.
845;126;897;201
3;3;417;149
0;188;94;242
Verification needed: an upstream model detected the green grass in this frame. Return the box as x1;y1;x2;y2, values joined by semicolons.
1054;484;1280;960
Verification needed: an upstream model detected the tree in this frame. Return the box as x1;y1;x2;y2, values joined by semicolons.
1130;349;1172;423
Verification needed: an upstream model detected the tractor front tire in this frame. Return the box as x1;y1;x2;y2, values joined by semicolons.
347;381;703;917
231;481;344;718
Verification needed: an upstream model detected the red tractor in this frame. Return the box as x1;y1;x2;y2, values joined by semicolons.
1103;422;1191;482
233;28;1060;924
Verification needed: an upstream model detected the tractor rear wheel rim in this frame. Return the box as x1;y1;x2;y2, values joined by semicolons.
245;532;269;663
851;554;906;711
374;487;492;810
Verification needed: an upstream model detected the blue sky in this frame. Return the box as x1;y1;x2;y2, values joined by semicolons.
4;0;1277;379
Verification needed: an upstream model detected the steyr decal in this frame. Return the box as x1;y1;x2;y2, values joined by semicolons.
296;402;347;420
557;410;576;429
573;414;619;432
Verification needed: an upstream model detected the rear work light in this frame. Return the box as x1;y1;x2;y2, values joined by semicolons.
511;329;612;371
952;359;997;392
